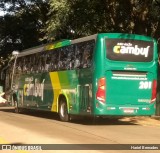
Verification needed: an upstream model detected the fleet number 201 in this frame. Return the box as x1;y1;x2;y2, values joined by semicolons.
139;81;152;89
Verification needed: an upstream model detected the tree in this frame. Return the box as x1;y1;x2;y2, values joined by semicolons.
0;0;50;58
46;0;160;41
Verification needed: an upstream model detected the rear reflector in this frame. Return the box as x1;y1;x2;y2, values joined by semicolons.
151;80;157;103
96;78;106;103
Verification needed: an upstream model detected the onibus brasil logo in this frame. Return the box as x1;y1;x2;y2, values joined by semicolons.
113;43;150;57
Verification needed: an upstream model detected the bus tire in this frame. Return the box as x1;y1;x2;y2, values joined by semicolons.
59;97;69;122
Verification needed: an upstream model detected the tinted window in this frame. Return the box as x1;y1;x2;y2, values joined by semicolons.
59;45;75;70
16;57;23;74
106;39;153;62
15;40;95;74
48;50;59;71
74;40;95;68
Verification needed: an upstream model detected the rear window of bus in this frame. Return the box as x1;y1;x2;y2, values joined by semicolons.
106;39;153;62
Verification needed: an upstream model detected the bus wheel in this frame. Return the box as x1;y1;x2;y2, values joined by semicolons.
59;98;69;122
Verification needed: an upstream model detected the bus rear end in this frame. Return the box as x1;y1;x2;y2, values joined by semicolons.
94;33;158;116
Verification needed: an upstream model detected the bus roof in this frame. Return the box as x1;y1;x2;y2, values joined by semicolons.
17;33;155;57
18;39;71;57
71;34;97;44
17;34;98;57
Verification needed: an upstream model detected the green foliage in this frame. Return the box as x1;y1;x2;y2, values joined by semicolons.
46;0;160;41
0;0;49;59
1;0;160;65
0;0;50;69
45;0;70;40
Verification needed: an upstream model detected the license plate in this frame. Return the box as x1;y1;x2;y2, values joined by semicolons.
123;109;134;113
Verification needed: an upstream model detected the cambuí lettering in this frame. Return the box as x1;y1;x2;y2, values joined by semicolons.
113;43;150;57
23;77;45;101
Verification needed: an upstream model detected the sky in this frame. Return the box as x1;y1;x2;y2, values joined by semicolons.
0;11;5;16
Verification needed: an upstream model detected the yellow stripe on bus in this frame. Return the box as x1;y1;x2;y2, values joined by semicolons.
49;72;61;112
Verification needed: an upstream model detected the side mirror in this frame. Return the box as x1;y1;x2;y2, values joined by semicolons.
12;51;19;56
12;83;15;90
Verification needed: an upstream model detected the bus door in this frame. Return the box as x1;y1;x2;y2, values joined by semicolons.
75;40;94;114
78;83;92;114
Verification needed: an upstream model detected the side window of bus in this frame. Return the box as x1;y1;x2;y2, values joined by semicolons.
37;53;42;72
82;40;94;68
58;48;65;70
46;52;52;71
21;57;25;73
22;55;32;74
25;55;32;74
49;50;59;72
59;45;75;71
75;40;95;69
75;45;83;69
22;57;28;73
16;57;23;74
33;53;39;73
19;55;34;74
67;45;75;70
36;52;46;73
44;53;49;72
30;54;36;73
28;55;33;73
41;52;46;72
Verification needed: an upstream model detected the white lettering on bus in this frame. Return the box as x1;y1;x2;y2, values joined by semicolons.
24;78;45;101
113;44;150;57
25;77;34;82
139;81;152;89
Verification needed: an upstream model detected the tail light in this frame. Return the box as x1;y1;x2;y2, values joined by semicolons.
96;77;106;103
151;80;157;103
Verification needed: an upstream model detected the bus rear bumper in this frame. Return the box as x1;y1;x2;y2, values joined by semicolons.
94;103;156;116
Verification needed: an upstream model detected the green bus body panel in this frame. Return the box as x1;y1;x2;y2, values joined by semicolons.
13;33;157;117
16;68;92;115
17;73;53;110
93;33;157;116
106;71;153;104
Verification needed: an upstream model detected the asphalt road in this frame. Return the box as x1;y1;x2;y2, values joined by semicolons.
0;107;160;153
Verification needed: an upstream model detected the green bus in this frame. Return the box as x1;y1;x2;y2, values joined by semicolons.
4;33;158;121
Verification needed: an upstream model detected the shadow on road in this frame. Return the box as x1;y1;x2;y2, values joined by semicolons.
70;116;139;126
0;107;15;113
0;106;142;126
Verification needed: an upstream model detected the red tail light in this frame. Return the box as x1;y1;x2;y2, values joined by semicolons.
151;80;157;103
96;77;106;103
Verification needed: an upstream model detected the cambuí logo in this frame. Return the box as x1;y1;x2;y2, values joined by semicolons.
23;77;45;101
113;43;150;57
